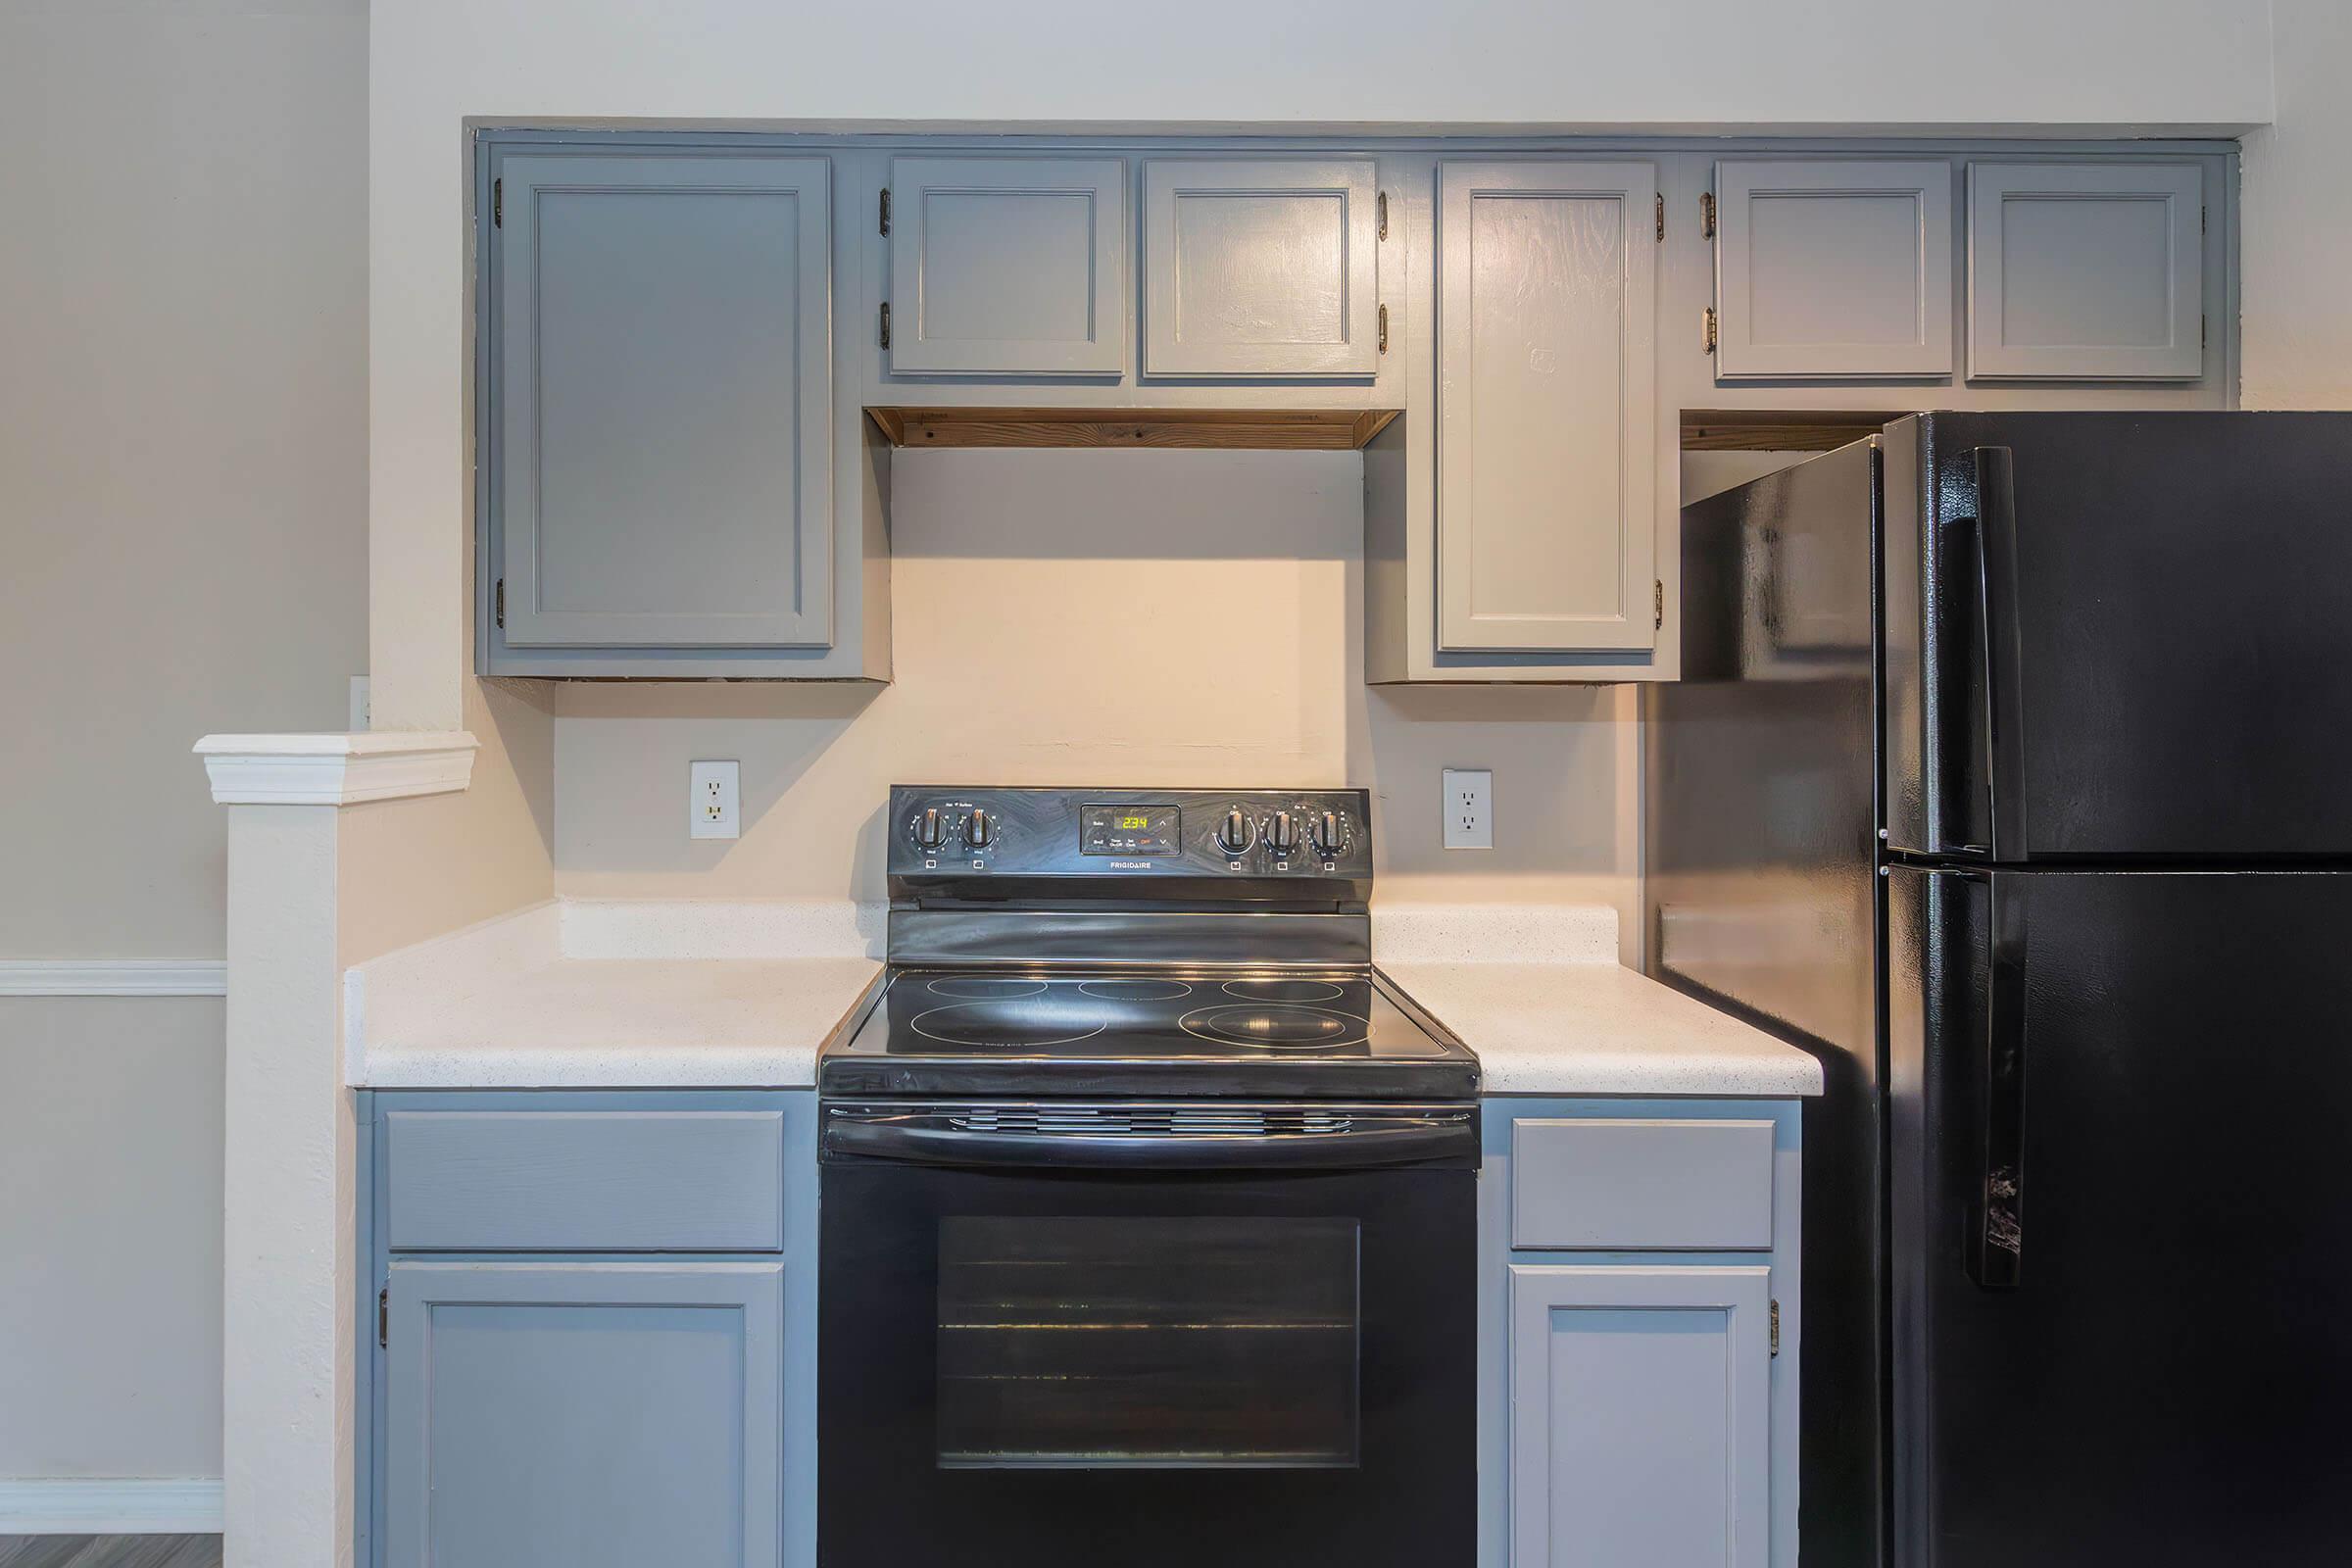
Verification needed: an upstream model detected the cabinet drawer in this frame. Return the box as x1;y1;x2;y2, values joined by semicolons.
384;1109;784;1251
1510;1117;1774;1250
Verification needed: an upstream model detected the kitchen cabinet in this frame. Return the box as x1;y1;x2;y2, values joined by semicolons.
1966;160;2205;380
1710;158;1955;379
361;1091;820;1568
1509;1263;1773;1567
1434;159;1658;656
478;144;890;678
1479;1099;1799;1567
885;156;1128;376
383;1260;784;1568
1142;158;1381;378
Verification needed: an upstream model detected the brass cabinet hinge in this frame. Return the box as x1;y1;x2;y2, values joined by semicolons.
378;1286;389;1348
1700;190;1716;240
1655;192;1665;243
2202;313;2208;349
1770;1298;1781;1356
2201;203;2207;235
879;301;892;351
1377;190;1389;241
492;177;502;229
1702;305;1718;354
494;577;505;630
1378;303;1389;356
879;187;891;236
1654;578;1665;630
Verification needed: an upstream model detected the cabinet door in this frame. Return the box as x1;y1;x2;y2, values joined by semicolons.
1966;161;2204;380
1509;1264;1771;1568
1713;158;1954;378
887;156;1126;375
496;153;832;648
1142;158;1379;377
1437;161;1656;655
384;1260;783;1568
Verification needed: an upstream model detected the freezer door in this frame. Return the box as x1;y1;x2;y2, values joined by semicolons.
1888;866;2352;1567
1884;412;2352;858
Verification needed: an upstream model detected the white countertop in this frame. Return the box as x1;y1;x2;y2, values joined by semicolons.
345;900;886;1088
347;899;1818;1098
1370;905;1822;1099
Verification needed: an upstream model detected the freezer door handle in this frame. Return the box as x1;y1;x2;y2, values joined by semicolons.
1967;876;2030;1288
1970;446;2032;860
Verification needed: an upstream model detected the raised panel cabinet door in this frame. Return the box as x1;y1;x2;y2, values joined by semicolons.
497;153;833;648
1142;158;1379;377
1437;160;1657;654
1509;1264;1772;1568
1966;161;2204;380
383;1260;784;1568
1713;158;1955;378
887;156;1127;375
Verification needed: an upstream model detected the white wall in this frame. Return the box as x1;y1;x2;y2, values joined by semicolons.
368;0;2276;731
2241;0;2352;410
556;451;1632;909
0;0;368;1488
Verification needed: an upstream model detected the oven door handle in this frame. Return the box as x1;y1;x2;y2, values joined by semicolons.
822;1110;1480;1171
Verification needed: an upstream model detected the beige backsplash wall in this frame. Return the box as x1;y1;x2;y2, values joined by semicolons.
553;449;1636;927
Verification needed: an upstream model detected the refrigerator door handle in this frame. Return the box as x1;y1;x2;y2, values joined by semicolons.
1971;446;2032;860
1966;875;2030;1289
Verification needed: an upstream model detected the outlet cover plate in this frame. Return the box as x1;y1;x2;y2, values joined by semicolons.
1443;768;1493;850
690;760;741;841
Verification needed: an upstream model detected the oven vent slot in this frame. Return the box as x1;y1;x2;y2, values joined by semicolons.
948;1106;1353;1139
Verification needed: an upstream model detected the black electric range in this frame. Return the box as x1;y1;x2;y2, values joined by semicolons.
816;786;1478;1568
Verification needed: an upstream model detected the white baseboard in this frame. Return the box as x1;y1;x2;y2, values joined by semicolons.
0;960;227;998
0;1477;222;1534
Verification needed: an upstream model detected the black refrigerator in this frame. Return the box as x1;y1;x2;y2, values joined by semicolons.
1644;412;2352;1568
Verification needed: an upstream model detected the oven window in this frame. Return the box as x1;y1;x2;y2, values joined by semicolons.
936;1215;1360;1469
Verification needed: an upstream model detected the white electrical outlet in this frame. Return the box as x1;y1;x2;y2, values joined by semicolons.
689;760;740;841
1443;768;1494;850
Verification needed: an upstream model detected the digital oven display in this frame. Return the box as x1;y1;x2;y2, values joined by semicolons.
1081;804;1179;856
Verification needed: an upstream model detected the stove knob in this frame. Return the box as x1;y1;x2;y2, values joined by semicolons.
965;808;995;850
1310;810;1346;857
1215;808;1255;857
1265;810;1300;858
914;807;947;853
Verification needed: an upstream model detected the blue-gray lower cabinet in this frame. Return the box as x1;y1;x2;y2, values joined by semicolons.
1480;1098;1801;1568
383;1260;783;1568
360;1089;818;1568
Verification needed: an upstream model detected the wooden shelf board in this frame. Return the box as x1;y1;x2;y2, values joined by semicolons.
865;406;1401;451
1680;409;1894;452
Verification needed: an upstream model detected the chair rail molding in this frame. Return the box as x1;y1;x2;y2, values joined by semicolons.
0;959;227;997
195;731;479;806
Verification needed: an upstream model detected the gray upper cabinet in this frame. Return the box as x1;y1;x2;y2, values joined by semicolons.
384;1259;784;1568
1967;160;2205;380
1143;159;1380;378
1712;158;1954;379
1509;1263;1773;1568
486;148;862;672
886;157;1127;376
1436;160;1657;656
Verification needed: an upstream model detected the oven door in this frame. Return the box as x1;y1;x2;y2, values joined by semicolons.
817;1102;1478;1568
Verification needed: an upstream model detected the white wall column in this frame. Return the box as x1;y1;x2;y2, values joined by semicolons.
197;733;476;1568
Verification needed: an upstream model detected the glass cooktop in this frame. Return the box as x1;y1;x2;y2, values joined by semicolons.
819;968;1477;1101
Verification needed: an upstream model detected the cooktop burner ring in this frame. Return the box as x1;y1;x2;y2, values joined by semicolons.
925;976;1049;1000
910;1003;1110;1050
1221;978;1347;1004
1178;1004;1371;1050
1077;978;1195;1002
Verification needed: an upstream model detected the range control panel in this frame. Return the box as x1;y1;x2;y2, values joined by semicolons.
888;786;1372;900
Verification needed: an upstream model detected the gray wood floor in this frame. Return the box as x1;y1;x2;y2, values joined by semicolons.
0;1540;220;1568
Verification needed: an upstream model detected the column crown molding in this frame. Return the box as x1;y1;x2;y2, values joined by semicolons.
195;731;479;806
